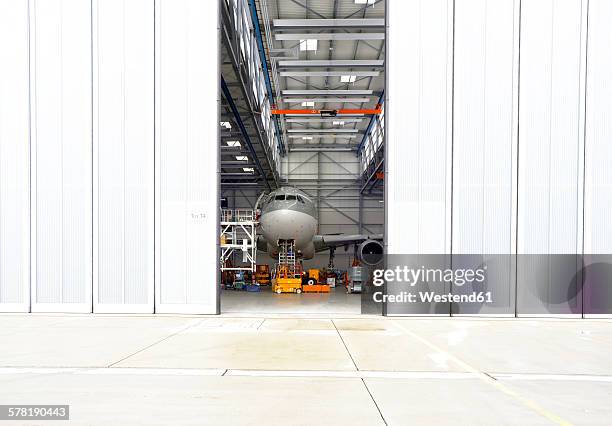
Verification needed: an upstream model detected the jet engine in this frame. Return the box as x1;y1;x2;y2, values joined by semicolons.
358;239;384;266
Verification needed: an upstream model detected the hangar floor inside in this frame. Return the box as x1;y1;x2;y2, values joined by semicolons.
221;286;361;315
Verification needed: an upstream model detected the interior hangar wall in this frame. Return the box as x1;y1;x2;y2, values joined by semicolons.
0;0;219;314
387;0;612;316
283;151;385;270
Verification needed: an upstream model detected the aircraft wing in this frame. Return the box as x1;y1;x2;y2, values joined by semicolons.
313;233;383;252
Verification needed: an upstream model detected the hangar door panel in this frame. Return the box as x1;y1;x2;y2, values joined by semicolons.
451;0;518;315
0;0;30;312
516;0;585;316
387;0;452;256
386;0;453;315
31;0;93;313
93;0;155;313
154;0;219;314
583;0;612;316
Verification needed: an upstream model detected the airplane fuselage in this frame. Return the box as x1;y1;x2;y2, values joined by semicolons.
257;187;318;259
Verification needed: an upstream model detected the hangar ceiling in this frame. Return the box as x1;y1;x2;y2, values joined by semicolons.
220;0;385;191
258;0;385;151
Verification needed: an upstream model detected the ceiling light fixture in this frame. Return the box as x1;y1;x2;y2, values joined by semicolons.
299;39;318;51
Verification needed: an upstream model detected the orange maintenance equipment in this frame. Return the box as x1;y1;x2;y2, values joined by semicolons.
302;284;330;293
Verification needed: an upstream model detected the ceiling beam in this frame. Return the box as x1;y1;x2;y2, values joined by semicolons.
221;164;258;169
282;89;373;95
273;18;384;28
288;134;359;139
280;70;380;77
288;129;359;133
282;97;372;103
277;59;384;67
285;118;364;123
275;33;384;41
283;113;367;117
290;146;358;152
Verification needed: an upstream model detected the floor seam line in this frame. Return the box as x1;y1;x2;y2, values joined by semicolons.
256;318;266;330
361;377;388;426
331;319;359;371
106;319;204;368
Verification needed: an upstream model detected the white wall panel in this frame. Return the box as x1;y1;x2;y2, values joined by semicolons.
387;0;453;254
0;0;30;312
30;0;92;312
583;0;612;316
451;0;519;315
517;0;584;255
517;0;586;315
93;0;154;313
452;0;516;254
584;0;612;255
155;0;219;314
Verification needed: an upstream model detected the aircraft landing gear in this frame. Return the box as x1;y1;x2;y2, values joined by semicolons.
328;247;336;270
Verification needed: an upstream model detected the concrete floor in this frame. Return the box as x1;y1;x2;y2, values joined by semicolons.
0;315;611;425
221;286;361;314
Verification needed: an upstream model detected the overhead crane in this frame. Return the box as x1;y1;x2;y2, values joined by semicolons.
271;104;383;117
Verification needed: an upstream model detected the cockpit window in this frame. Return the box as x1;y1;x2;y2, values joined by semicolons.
286;195;297;201
297;195;305;204
274;194;285;201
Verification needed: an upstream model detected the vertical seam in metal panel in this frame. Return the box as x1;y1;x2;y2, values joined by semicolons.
60;0;64;304
153;0;156;313
449;0;456;317
580;0;590;318
417;0;422;254
27;0;33;312
92;0;97;311
30;0;38;311
90;0;94;312
121;0;126;304
0;5;4;304
184;2;189;305
480;1;488;256
546;2;554;299
447;0;455;317
514;0;522;318
0;7;4;304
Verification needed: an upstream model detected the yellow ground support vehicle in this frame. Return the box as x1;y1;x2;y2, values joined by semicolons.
306;269;321;286
302;269;330;293
272;264;302;294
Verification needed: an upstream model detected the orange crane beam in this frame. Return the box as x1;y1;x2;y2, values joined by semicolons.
271;105;382;116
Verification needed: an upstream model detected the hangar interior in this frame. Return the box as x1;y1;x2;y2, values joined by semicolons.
219;0;386;314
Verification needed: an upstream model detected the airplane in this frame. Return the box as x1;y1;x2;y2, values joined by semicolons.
255;186;383;264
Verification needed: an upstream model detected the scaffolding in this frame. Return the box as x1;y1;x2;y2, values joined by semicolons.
277;239;297;276
220;209;257;273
